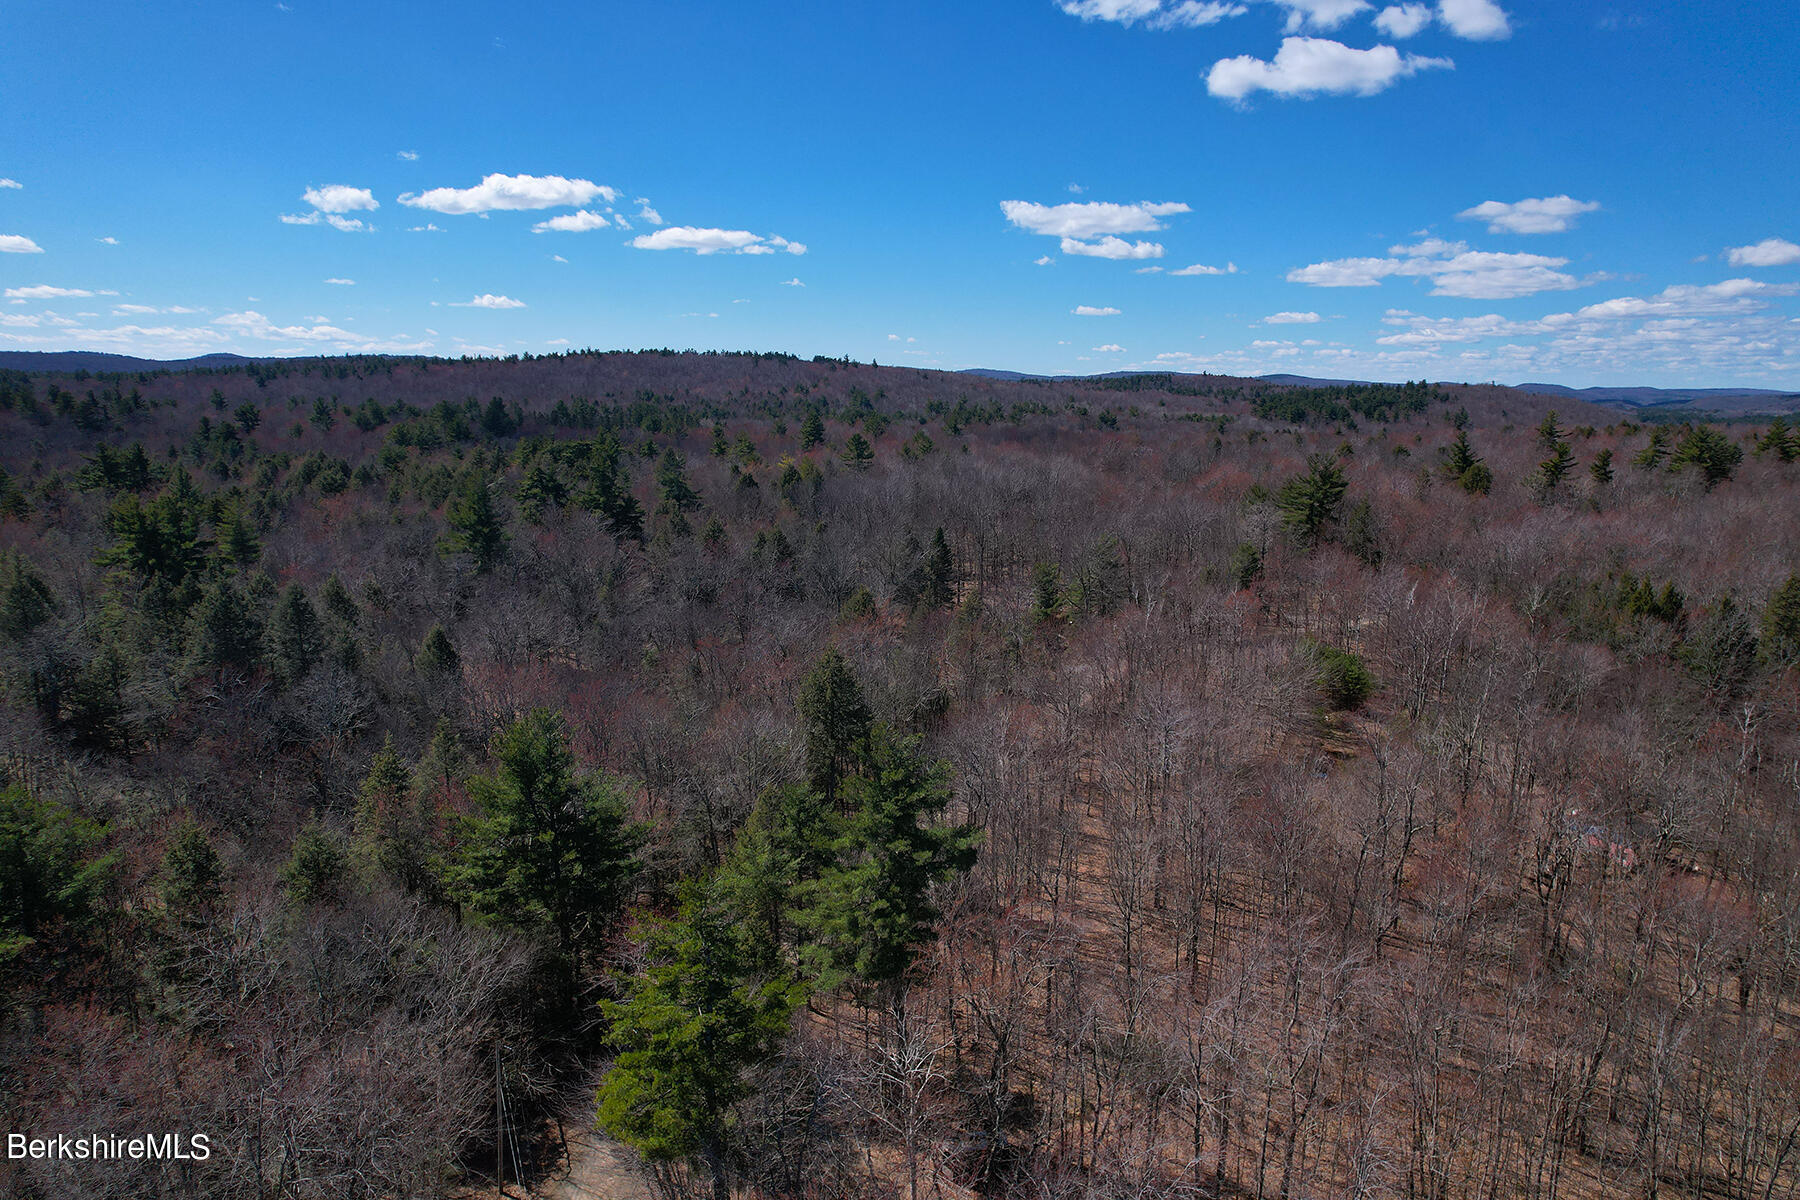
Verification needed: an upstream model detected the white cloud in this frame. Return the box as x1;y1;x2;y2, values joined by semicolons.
1034;255;1055;266
1726;238;1800;268
780;278;805;287
323;277;355;285
1061;235;1165;260
1373;3;1432;35
1074;305;1122;316
0;178;20;189
1437;0;1509;40
214;311;361;342
1289;241;1582;298
451;294;528;309
532;209;609;233
399;173;616;214
1137;266;1164;274
1094;343;1126;352
1001;199;1190;239
0;235;44;254
1207;37;1452;101
97;236;119;245
1171;261;1239;275
302;184;378;213
1570;278;1796;321
637;203;664;226
1266;0;1371;33
1265;311;1322;323
280;211;372;232
114;304;160;315
551;254;568;263
1377;309;1537;345
1057;0;1246;29
408;223;444;233
1458;195;1599;234
5;285;113;299
631;226;804;255
397;150;419;161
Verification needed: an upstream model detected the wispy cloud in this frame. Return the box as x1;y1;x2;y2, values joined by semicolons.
323;277;355;285
631;227;806;255
1265;310;1322;323
1073;305;1122;316
1057;0;1246;29
451;294;528;309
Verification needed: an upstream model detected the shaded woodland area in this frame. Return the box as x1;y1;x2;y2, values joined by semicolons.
2;350;1800;1200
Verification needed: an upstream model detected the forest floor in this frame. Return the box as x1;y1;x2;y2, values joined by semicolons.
533;1128;651;1200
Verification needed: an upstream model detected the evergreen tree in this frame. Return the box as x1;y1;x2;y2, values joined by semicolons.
441;474;508;573
319;573;358;626
1031;561;1064;624
0;552;57;640
798;647;872;807
921;528;954;609
717;784;839;970
841;433;874;470
1755;417;1797;463
1277;453;1349;546
579;433;645;542
266;584;323;686
416;623;459;675
1442;430;1479;480
0;785;114;965
1533;441;1575;497
516;460;568;524
101;490;209;587
1669;424;1743;488
354;736;440;897
455;711;644;972
598;884;800;1200
281;819;350;907
799;727;979;996
1682;594;1759;700
1344;498;1383;568
655;448;702;514
159;819;223;922
1590;447;1615;485
799;409;825;451
217;506;261;569
1760;574;1800;668
1633;426;1671;470
187;577;261;674
1229;542;1263;590
1536;410;1563;451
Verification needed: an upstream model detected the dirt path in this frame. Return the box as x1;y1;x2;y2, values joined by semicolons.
532;1127;651;1200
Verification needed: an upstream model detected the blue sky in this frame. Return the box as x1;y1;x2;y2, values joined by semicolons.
3;0;1797;387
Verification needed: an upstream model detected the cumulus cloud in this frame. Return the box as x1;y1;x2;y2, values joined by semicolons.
1073;305;1122;316
1289;239;1583;298
630;227;805;255
1171;261;1239;275
0;234;44;254
1437;0;1510;40
302;184;378;213
1373;3;1432;35
1265;0;1372;33
1207;37;1452;101
1002;199;1190;240
1094;343;1126;352
0;178;20;189
532;210;609;233
1726;238;1800;268
451;294;528;309
1057;0;1246;29
1377;309;1537;345
1458;195;1599;234
399;173;616;214
1570;278;1796;321
213;310;368;342
1061;235;1165;260
1265;311;1322;323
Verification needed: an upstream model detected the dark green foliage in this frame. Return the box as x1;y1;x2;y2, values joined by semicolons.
1229;542;1262;590
76;443;154;494
1277;453;1349;546
798;648;871;806
1344;498;1383;568
799;727;979;992
655;448;702;515
441;473;508;572
1252;380;1436;424
1669;424;1743;488
516;460;569;524
233;401;262;434
0;552;57;640
481;396;520;439
319;573;358;626
1443;430;1480;480
281;819;350;907
597;884;800;1195
1533;441;1575;497
159;819;223;921
921;528;954;609
1759;574;1800;668
217;506;261;568
1590;447;1615;485
1031;561;1064;624
0;785;114;966
416;624;459;675
1536;410;1563;451
1633;427;1671;470
1307;642;1376;710
717;785;839;969
187;577;262;674
578;432;644;541
1067;535;1128;617
266;583;324;686
1755;417;1797;462
101;489;209;587
354;736;440;897
841;432;874;470
799;409;825;450
454;711;644;968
